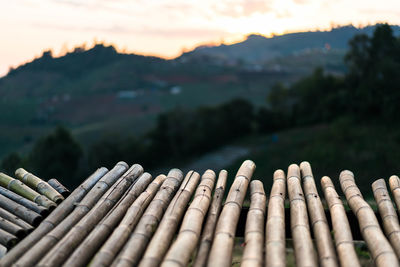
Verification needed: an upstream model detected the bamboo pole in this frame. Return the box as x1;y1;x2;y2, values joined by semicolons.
90;174;167;267
0;194;42;226
110;168;185;267
160;170;216;267
63;172;153;267
265;170;286;267
192;170;228;267
287;164;317;267
11;162;127;267
0;173;56;209
372;179;400;259
0;229;17;249
0;217;26;239
15;168;64;204
0;207;33;232
0;186;48;216
240;180;266;267
389;175;400;212
0;244;6;259
321;176;360;267
207;160;256;267
36;164;143;267
300;162;338;267
47;179;70;198
340;170;398;267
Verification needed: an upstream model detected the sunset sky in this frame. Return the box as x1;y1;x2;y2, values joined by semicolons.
0;0;399;77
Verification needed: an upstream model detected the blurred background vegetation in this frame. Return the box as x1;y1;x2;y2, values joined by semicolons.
0;24;399;198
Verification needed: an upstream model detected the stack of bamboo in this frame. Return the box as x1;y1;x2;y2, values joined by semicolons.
1;159;400;266
0;168;67;257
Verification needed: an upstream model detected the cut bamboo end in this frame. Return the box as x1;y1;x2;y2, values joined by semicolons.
389;175;400;212
47;179;70;198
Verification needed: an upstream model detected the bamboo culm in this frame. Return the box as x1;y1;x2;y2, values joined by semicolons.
0;228;17;249
321;176;360;267
265;170;286;267
63;172;153;267
0;194;42;226
207;160;256;267
0;244;6;259
0;186;48;216
241;180;266;267
300;162;338;267
160;170;216;267
0;217;26;239
37;164;144;267
372;179;400;260
287;164;317;267
340;170;398;267
47;179;70;198
0;207;33;232
110;168;184;267
192;170;228;267
90;174;167;267
0;173;56;209
389;175;400;212
15;168;64;204
12;162;127;267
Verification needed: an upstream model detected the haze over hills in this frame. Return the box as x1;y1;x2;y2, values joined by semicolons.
0;24;399;159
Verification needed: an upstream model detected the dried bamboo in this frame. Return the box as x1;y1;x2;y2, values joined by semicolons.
192;170;228;267
300;162;338;267
110;168;184;267
0;229;17;248
340;170;398;267
0;244;6;259
0;217;26;239
389;175;400;212
0;186;48;216
160;170;216;267
0;173;56;209
240;180;266;267
90;174;167;267
63;172;153;267
265;170;286;267
321;176;360;267
287;164;317;267
0;207;33;231
11;162;126;267
0;194;42;226
37;164;143;267
372;179;400;259
15;168;64;204
47;179;70;198
207;160;256;267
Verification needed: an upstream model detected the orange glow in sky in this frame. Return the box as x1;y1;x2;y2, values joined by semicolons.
0;0;400;76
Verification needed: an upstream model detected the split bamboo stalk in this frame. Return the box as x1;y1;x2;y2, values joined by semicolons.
240;180;266;267
265;170;286;267
15;168;64;204
11;162;126;267
0;194;42;226
287;163;317;267
192;170;228;267
0;217;26;239
160;170;216;267
63;172;153;267
0;207;33;231
37;164;143;267
372;179;400;259
321;176;360;267
300;162;338;267
0;228;17;249
47;179;70;198
0;186;48;216
0;167;108;267
0;244;6;259
207;160;256;267
340;170;398;267
110;168;184;267
389;175;400;212
90;174;167;267
0;173;56;209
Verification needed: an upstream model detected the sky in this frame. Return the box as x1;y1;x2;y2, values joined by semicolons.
0;0;400;77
